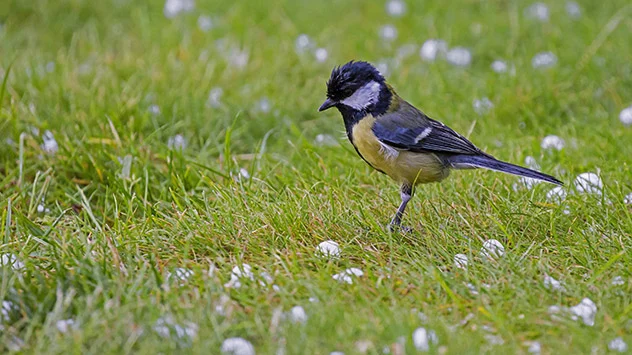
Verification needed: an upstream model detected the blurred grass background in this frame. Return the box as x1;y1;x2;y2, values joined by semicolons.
1;0;631;353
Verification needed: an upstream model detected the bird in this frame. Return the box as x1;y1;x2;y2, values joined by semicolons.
318;60;562;229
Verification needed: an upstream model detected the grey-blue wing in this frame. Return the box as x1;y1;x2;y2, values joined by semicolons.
372;100;486;156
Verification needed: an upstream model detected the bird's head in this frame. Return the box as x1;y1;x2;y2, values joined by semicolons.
319;61;391;115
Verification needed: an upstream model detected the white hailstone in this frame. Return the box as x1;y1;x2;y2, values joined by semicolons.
232;264;254;279
546;187;567;203
330;352;345;355
163;0;195;19
37;204;45;213
207;87;224;108
540;135;565;150
316;240;340;258
227;48;249;69
379;25;398;41
412;327;438;351
154;316;198;340
295;34;313;53
346;268;364;277
419;39;448;61
149;104;161;115
197;15;213;32
446;47;472;67
608;337;628;353
491;60;508;73
55;319;76;333
375;61;390;77
525;2;549;22
225;264;255;288
574;172;603;195
619;106;632;126
466;283;479;295
168;134;187;151
543;274;565;291
239;168;250;179
472;97;494;115
569;298;597;326
611;276;625;286
6;335;24;352
514;176;540;191
314;48;328;63
355;340;373;353
1;300;16;321
173;267;194;282
532;52;557;69
625;193;632;205
386;0;406;17
257;97;271;113
332;268;364;284
524;341;542;354
565;2;582;18
289;306;308;324
41;130;58;154
484;334;505;345
1;254;25;270
524;156;540;170
221;338;256;355
332;273;353;284
315;134;339;147
480;239;505;261
119;155;133;179
45;62;55;73
454;254;468;269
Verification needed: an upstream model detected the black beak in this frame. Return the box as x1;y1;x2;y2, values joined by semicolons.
318;98;336;112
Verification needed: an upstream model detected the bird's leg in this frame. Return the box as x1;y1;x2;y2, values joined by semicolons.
389;184;413;230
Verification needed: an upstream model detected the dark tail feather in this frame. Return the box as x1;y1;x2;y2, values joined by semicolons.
448;155;563;186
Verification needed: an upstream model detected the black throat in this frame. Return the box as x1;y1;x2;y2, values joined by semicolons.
337;86;392;140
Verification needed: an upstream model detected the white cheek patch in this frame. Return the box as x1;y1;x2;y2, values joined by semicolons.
341;81;381;110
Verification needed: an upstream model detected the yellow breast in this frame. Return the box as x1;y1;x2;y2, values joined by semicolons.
350;116;450;185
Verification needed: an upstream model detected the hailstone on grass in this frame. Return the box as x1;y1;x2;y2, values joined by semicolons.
314;48;328;63
565;2;582;18
446;47;472;67
541;135;565;150
543;274;565;291
419;39;447;61
472;97;494;115
386;0;406;17
525;3;549;21
619;106;632;126
454;254;468;269
608;337;628;353
491;60;508;73
532;52;557;69
288;306;308;324
412;327;438;351
569;297;597;326
1;254;25;270
546;187;567;203
221;337;256;355
574;172;603;195
379;25;398;41
480;239;505;260
316;240;340;258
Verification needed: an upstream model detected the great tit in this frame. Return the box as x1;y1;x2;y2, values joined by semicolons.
318;61;562;228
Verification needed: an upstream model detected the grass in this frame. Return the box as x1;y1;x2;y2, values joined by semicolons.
1;0;632;353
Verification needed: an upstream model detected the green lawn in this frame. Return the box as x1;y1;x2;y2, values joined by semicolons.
1;0;631;353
